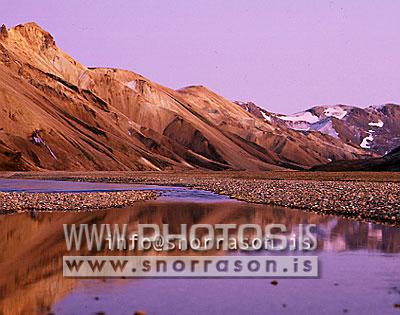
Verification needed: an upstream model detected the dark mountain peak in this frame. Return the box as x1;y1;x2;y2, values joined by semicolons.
388;146;400;156
0;24;8;39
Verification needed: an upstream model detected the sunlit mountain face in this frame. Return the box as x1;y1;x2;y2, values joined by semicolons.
0;22;373;172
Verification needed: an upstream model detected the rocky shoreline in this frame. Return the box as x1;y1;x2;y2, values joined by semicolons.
0;190;158;213
193;179;400;226
13;171;398;226
142;177;399;226
0;171;399;226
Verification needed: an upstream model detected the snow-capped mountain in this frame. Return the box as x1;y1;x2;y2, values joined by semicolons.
235;102;400;155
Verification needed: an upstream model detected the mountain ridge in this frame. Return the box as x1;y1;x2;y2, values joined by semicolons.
0;22;371;171
311;145;400;172
236;101;400;156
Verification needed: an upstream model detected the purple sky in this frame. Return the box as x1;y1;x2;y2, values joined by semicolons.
3;1;400;113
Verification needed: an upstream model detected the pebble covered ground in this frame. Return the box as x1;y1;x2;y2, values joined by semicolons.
193;179;400;226
1;171;399;226
114;176;399;226
0;190;158;213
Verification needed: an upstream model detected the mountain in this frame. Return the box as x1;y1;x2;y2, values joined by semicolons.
0;22;368;171
311;146;400;171
236;102;400;155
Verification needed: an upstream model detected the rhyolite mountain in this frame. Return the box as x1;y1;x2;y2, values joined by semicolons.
236;102;400;156
0;22;371;171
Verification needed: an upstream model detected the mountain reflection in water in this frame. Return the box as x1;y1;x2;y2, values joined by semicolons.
0;200;399;314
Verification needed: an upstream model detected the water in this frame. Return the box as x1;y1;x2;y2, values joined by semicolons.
0;179;231;201
0;178;232;203
0;179;399;314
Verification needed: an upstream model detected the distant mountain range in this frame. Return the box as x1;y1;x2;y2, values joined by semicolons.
235;102;400;156
0;22;397;171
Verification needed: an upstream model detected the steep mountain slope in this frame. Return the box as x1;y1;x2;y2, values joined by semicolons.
237;101;400;155
311;146;400;172
0;22;368;171
179;87;368;168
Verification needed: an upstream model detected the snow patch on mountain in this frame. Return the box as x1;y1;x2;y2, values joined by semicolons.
368;120;384;128
278;111;319;123
323;106;348;119
261;111;271;122
309;119;339;139
360;130;375;149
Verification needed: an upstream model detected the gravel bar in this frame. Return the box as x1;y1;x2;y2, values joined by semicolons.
0;190;158;213
22;172;399;226
1;171;399;226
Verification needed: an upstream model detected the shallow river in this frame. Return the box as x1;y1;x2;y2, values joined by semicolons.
0;179;399;314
